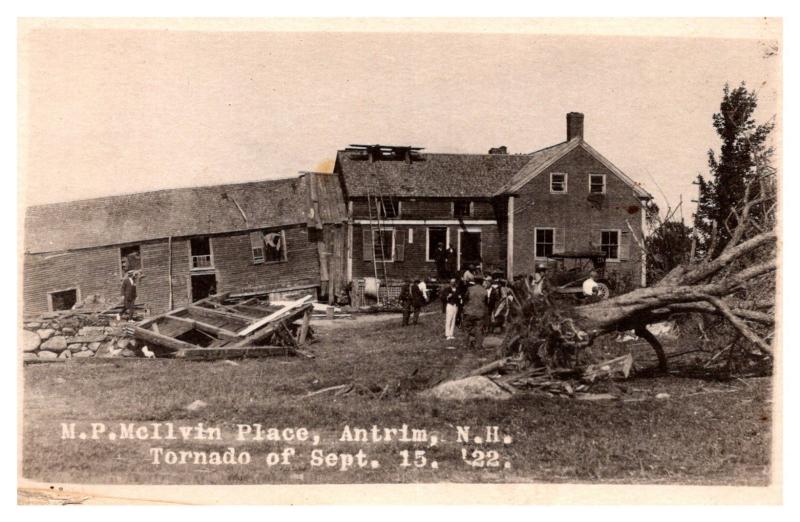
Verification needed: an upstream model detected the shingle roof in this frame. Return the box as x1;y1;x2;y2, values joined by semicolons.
335;149;533;198
25;174;347;254
497;139;581;194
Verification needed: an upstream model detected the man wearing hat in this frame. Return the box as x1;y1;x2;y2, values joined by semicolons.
532;263;550;298
121;270;139;320
462;276;488;349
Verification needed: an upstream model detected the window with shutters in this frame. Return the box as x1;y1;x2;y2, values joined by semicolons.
251;229;287;264
600;230;620;261
363;228;396;262
550;172;568;193
589;174;606;194
535;228;555;258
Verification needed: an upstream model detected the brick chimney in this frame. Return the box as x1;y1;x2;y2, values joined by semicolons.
566;112;584;141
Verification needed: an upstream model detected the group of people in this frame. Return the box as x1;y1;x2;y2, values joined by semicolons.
439;265;513;349
399;254;604;348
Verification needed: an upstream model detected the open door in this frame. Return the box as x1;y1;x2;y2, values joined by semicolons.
190;273;217;301
458;229;482;271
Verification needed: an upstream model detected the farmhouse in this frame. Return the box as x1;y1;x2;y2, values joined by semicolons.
334;112;653;297
23;172;347;316
23;112;652;315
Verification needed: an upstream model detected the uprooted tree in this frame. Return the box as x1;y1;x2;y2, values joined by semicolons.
500;83;776;373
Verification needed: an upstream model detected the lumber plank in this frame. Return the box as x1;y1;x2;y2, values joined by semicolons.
176;345;293;360
232;303;313;347
183;305;252;328
162;316;239;341
238;296;313;335
128;325;198;352
297;307;312;345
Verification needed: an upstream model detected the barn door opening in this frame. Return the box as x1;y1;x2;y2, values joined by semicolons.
190;273;217;302
458;229;482;271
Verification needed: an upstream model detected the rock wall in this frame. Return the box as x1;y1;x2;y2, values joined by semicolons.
21;313;145;362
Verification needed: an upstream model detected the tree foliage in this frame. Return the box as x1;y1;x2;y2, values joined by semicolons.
694;83;774;257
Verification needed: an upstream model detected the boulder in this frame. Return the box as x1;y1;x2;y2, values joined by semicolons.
23;352;38;362
482;336;504;349
88;342;101;352
69;343;86;353
73;350;93;358
22;330;41;352
40;336;68;352
37;350;58;360
36;329;55;341
120;348;137;358
61;327;76;336
58;350;72;359
425;376;512;401
25;322;41;329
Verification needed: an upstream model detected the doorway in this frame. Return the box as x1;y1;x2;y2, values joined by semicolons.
458;229;482;271
190;273;217;301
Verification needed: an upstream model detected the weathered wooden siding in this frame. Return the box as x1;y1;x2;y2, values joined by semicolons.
211;225;320;296
513;146;646;286
352;198;498;220
23;225;322;316
351;223;503;282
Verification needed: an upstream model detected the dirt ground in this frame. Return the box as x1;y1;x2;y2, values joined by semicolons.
21;305;774;486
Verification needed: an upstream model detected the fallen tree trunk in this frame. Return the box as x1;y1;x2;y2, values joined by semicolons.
502;231;777;372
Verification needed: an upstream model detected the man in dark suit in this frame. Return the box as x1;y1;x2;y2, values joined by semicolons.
433;242;447;280
444;245;457;279
121;271;138;319
399;278;425;326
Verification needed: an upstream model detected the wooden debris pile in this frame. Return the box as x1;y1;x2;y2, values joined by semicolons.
434;353;635;400
125;293;315;360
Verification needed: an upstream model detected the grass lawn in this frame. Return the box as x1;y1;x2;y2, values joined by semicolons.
22;306;773;486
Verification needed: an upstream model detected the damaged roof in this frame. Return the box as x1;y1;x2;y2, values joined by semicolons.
335;149;533;198
25;173;347;254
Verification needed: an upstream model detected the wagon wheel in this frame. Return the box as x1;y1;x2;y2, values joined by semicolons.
595;282;611;300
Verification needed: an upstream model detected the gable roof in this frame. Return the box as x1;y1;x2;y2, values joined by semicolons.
499;138;653;199
24;173;347;254
335;149;532;198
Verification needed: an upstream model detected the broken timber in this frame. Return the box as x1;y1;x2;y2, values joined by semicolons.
126;293;315;359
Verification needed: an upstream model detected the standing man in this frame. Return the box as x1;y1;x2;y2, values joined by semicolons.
445;244;457;279
121;270;138;320
399;278;425;326
442;278;461;340
434;242;447;280
462;264;476;284
462;276;488;349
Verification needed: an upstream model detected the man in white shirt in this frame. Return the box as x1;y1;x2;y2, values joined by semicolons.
582;270;599;297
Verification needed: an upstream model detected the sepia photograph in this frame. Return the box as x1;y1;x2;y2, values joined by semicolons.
16;17;782;505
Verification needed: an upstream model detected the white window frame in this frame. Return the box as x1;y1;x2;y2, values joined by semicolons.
550;172;568;194
372;228;396;262
600;229;621;262
451;200;474;218
189;236;215;271
456;227;482;271
47;287;81;312
534;227;555;259
378;200;401;219
589;174;607;194
425;226;451;262
261;229;288;265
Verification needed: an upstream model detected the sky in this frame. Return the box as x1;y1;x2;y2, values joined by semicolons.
19;20;781;221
